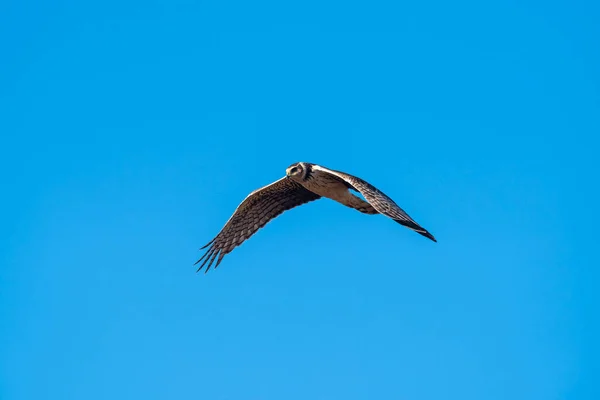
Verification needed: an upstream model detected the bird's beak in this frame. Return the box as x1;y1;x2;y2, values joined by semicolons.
285;168;290;177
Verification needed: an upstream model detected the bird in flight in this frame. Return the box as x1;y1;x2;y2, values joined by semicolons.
195;162;436;272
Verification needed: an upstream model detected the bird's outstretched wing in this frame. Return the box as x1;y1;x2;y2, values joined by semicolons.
312;165;436;242
196;177;321;272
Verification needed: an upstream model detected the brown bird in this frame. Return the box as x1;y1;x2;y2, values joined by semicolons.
196;162;436;272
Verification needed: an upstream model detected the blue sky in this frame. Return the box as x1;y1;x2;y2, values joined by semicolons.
1;0;599;399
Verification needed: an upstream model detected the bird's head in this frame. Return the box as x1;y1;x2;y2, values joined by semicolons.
286;162;308;181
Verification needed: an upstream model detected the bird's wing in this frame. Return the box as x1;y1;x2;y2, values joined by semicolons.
196;176;321;272
311;164;436;242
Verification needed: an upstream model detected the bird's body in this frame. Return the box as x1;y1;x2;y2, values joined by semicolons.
295;165;377;214
195;162;436;272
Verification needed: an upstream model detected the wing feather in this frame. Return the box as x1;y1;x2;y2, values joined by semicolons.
312;165;436;242
196;177;321;272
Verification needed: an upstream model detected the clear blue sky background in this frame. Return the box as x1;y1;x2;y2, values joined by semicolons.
1;0;598;399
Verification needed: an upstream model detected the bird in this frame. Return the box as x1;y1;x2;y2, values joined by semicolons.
195;162;436;272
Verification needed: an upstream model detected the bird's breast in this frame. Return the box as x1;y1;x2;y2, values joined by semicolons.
303;173;348;199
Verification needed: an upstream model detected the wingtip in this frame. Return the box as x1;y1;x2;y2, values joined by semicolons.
420;230;437;242
194;260;204;273
195;262;209;273
393;219;437;242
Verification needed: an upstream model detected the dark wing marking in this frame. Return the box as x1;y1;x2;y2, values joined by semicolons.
195;177;321;273
312;165;436;242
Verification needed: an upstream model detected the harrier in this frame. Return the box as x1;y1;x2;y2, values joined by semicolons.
195;162;436;272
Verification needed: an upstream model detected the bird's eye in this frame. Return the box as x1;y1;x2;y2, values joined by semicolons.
290;167;298;174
